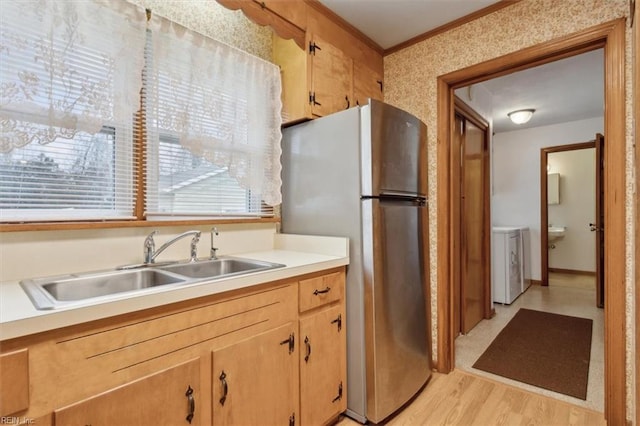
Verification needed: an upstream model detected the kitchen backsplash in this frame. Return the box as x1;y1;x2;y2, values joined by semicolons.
0;223;277;283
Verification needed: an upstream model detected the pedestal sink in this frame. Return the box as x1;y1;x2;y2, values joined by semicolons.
548;226;566;243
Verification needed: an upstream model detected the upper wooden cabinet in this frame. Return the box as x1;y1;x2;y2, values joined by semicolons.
273;33;383;123
353;60;384;106
217;0;383;124
308;33;353;117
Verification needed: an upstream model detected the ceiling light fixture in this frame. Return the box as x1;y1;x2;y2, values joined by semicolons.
507;109;535;124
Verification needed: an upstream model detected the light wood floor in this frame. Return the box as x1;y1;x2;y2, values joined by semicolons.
336;370;606;426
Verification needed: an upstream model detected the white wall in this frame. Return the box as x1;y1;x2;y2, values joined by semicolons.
491;116;603;281
548;148;596;272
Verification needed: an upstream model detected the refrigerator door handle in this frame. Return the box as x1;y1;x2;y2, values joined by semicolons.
377;190;425;199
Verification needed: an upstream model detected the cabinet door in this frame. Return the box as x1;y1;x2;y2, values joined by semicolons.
309;34;353;117
353;61;383;106
0;349;29;416
54;358;200;426
300;305;346;425
212;323;299;426
273;35;310;123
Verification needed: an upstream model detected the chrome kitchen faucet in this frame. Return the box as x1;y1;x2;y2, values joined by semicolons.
143;230;201;264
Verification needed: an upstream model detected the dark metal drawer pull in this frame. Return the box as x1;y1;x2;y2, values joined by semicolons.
304;336;311;362
219;371;228;406
185;385;195;424
313;287;331;295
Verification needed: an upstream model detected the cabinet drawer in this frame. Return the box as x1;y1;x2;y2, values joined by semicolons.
0;349;29;416
299;272;344;312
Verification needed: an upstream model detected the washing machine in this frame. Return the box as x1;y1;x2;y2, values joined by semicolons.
492;226;526;304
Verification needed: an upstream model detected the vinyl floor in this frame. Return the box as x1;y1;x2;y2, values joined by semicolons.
455;276;604;413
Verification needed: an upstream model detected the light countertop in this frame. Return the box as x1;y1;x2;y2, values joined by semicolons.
0;234;349;341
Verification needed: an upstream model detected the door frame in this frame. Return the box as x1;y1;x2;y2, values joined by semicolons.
436;19;627;423
540;141;596;287
452;97;492;335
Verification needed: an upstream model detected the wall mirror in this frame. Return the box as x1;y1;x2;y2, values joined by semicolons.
547;172;560;204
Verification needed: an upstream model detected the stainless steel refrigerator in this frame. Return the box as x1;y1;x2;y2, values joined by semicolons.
281;99;431;424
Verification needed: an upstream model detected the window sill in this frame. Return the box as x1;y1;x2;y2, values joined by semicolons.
0;217;279;232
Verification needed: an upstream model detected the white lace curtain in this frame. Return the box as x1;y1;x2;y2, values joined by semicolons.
146;15;283;206
0;0;148;154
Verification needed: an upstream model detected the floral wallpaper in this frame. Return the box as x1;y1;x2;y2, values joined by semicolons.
128;0;273;61
384;0;633;415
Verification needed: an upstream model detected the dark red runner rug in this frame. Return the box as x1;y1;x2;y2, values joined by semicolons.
472;308;592;400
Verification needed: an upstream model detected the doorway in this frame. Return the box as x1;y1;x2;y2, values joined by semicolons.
540;138;604;308
452;98;491;336
436;19;627;423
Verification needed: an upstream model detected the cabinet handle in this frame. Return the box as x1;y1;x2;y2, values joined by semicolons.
345;95;350;109
313;286;331;295
377;80;383;91
280;333;295;354
185;385;195;424
331;314;342;331
332;382;343;403
260;1;266;9
304;336;311;362
219;371;228;406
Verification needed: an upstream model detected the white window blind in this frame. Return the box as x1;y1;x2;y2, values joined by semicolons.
0;0;147;222
145;15;283;219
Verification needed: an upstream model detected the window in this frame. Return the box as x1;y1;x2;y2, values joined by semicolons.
0;127;134;221
144;15;282;219
0;0;146;222
149;135;265;216
0;1;283;225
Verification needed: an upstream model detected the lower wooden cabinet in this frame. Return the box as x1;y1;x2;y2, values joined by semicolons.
299;304;346;425
54;358;201;426
0;349;29;416
212;322;299;426
0;268;347;426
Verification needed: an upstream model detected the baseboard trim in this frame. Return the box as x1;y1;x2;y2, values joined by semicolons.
548;268;596;276
529;279;542;286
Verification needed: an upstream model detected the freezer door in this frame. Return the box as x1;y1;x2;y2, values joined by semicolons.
361;99;428;197
361;198;431;423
